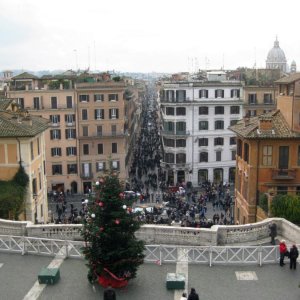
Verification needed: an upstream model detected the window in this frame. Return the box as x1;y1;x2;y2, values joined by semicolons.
199;121;208;130
112;143;118;154
231;150;236;160
37;138;40;155
248;94;257;105
277;186;288;195
32;178;37;195
111;160;120;170
164;138;175;147
249;110;257;116
164;122;174;132
214;137;224;146
199;106;208;115
176;153;186;163
66;96;73;108
95;109;104;120
230;137;236;145
237;139;242;156
176;122;186;133
263;146;272;166
164;90;175;101
176;107;186;116
166;107;175;115
82;126;89;137
216;151;222;161
230;106;240;114
50;115;60;124
65;128;76;139
198;138;208;147
200;152;208;162
83;144;89;155
98;144;104;154
51;97;57;109
109;94;119;101
82;109;88;120
79;94;89;102
264;93;273;104
165;153;175;163
52;165;62;175
215;106;224;115
176;90;186;102
51;147;62;157
96;162;106;171
33;97;40;110
97;125;103;136
231;89;240;98
199;89;208;98
50;129;61;140
66;147;77;156
94;94;104;101
38;172;41;190
67;164;77;174
215;120;224;130
230;120;238;126
244;143;249;163
82;163;92;177
30;142;34;160
65;114;75;124
215;89;224;98
176;139;186;147
111;125;117;136
109;108;119;119
17;98;24;109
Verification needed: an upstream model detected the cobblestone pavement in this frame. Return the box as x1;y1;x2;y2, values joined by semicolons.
0;252;299;300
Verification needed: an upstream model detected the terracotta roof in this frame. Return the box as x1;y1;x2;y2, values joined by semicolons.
0;99;13;110
11;72;38;80
229;110;300;139
0;110;49;137
275;73;300;84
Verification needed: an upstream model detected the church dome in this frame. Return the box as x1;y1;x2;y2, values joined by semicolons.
266;38;287;63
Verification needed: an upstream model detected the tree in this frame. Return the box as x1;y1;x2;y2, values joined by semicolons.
271;194;300;224
81;172;144;288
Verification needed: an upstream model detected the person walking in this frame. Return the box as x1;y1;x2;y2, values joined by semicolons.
269;222;277;245
187;287;199;300
279;240;288;267
289;244;299;270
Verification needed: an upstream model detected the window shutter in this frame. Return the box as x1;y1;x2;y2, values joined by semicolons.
222;90;224;98
87;95;89;102
215;90;217;98
65;129;68;138
109;109;112;119
66;147;69;156
51;148;54;156
102;109;104;119
231;90;233;98
117;161;120;170
205;90;208;98
94;95;96;101
74;147;77;155
50;131;53;140
50;115;53;122
58;115;60;122
73;114;76;121
58;148;61;156
58;130;61;139
237;90;240;98
94;110;97;119
65;115;67;122
116;109;119;119
103;162;106;170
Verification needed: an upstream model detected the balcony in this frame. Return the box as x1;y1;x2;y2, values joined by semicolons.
272;169;296;180
161;130;190;137
80;173;93;180
66;122;75;127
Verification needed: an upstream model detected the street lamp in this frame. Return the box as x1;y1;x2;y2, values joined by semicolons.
33;194;37;224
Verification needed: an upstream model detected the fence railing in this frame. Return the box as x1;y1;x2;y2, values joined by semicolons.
0;235;297;266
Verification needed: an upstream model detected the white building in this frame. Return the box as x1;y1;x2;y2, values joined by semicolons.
159;71;243;187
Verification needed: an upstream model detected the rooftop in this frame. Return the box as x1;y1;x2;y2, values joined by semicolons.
275;72;300;84
229;110;300;139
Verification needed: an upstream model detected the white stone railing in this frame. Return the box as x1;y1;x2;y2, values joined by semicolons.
0;217;298;245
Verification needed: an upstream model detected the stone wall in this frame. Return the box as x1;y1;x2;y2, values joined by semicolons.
0;217;298;245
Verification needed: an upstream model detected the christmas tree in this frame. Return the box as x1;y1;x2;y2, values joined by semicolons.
81;171;145;288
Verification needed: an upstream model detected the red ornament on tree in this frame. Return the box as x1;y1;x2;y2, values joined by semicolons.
115;219;120;225
119;192;124;199
99;201;104;207
99;178;104;183
100;227;104;232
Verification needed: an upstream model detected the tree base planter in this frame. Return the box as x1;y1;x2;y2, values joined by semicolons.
98;275;128;288
166;273;185;290
38;267;60;285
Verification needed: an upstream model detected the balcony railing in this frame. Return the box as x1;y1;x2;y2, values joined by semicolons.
80;173;93;180
161;130;190;136
272;169;296;180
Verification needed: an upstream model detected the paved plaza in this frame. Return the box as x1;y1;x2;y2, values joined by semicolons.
0;252;299;300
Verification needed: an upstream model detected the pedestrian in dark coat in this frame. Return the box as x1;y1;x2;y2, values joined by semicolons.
289;245;299;270
187;287;199;300
103;286;116;300
269;222;277;245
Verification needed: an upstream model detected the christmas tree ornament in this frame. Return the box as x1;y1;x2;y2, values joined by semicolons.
84;199;89;204
122;205;127;210
91;213;96;218
115;219;120;225
119;192;124;199
95;181;100;186
99;201;104;207
100;227;104;232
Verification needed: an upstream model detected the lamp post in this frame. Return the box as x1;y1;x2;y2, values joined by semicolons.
33;194;37;224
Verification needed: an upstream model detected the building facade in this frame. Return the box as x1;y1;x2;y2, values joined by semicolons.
7;72;143;194
230;73;300;224
0;99;49;223
159;71;243;187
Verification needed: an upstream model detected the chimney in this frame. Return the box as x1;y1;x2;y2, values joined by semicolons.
259;118;273;131
22;116;32;126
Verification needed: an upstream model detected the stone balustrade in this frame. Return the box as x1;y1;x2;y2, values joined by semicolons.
0;217;298;245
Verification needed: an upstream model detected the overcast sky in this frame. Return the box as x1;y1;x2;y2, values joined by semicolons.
0;0;299;73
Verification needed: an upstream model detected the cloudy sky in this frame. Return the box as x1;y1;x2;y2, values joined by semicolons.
0;0;299;73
